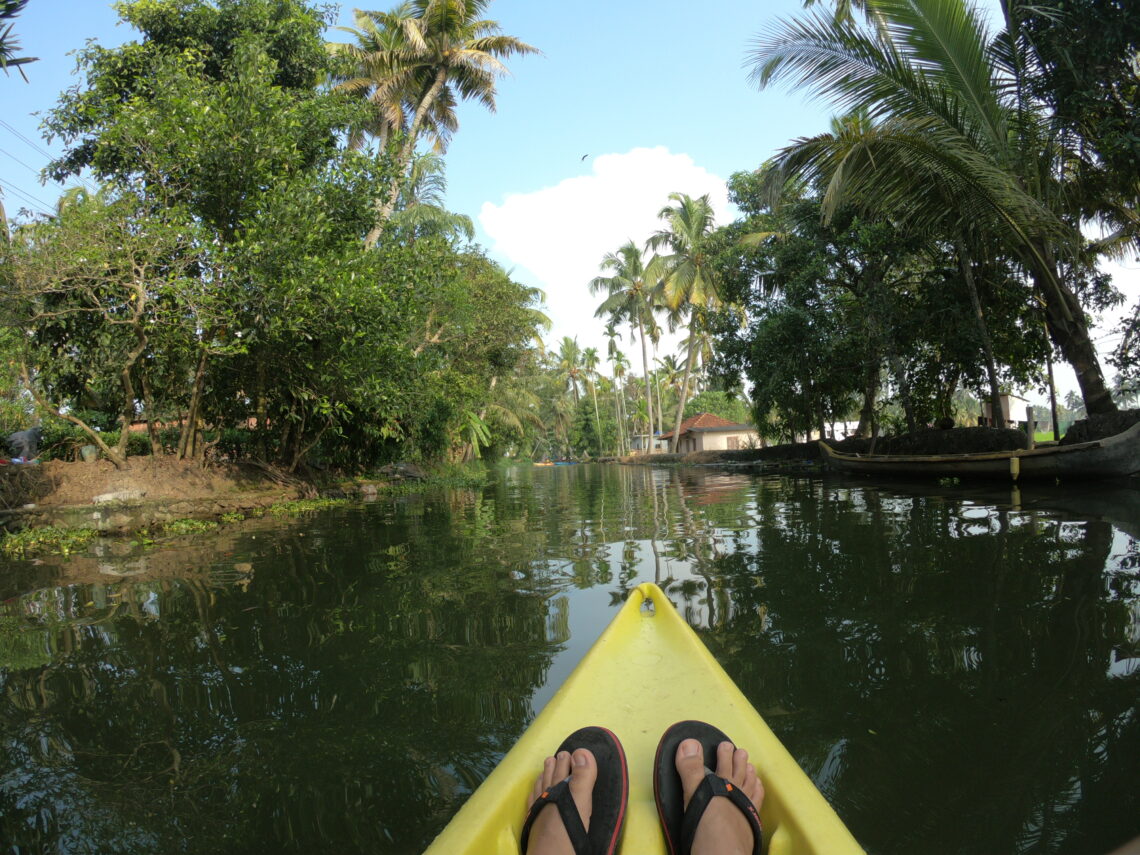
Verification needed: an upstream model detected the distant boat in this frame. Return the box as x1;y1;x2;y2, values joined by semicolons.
819;420;1140;482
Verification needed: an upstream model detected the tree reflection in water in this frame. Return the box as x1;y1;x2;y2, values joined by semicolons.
0;467;1137;854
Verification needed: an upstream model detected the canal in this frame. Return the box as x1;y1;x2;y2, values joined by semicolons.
1;465;1137;854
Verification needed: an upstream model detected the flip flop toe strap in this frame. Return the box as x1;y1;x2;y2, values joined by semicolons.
520;778;591;855
679;770;763;855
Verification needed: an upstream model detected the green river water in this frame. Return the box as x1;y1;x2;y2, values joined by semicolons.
1;465;1137;854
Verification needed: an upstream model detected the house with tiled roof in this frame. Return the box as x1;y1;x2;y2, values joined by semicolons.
657;412;760;454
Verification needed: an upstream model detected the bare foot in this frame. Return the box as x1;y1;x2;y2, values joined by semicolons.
524;748;597;855
675;738;764;855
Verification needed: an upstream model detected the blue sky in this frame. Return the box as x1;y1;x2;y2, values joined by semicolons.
2;0;1135;400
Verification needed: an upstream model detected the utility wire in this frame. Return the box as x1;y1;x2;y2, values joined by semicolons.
0;145;42;176
0;120;97;191
1;182;52;214
0;118;54;160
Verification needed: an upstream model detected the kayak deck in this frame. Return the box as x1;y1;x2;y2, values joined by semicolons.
423;583;864;854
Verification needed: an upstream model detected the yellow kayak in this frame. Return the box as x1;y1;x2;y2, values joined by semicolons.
423;582;865;854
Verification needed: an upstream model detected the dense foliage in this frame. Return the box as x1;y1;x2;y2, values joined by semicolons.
0;0;544;471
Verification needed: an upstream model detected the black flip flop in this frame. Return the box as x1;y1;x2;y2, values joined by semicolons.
654;720;763;855
520;725;628;855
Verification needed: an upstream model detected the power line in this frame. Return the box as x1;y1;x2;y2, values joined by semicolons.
0;145;42;176
0;118;53;161
1;183;52;215
0;121;97;192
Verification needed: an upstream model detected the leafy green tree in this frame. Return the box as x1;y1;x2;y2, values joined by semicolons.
748;0;1120;415
683;390;753;425
1018;1;1140;249
4;189;211;466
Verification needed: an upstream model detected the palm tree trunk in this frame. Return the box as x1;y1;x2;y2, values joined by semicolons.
669;336;697;453
366;68;449;247
590;381;600;453
654;369;664;437
1030;261;1116;415
637;315;654;453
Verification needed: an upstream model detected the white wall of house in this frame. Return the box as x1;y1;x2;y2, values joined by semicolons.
688;430;760;452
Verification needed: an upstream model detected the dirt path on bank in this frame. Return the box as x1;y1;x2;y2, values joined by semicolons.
3;456;294;510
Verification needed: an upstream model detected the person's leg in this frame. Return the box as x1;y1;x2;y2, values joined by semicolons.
524;748;597;855
675;739;763;855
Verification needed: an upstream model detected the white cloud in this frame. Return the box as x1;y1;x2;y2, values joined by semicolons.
479;146;733;369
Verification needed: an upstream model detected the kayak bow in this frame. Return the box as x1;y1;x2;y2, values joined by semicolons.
423;582;864;854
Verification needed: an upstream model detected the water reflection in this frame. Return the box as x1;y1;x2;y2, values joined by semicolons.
1;466;1137;854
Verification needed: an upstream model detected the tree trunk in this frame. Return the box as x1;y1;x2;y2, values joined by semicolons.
855;360;880;438
889;354;917;434
115;337;149;460
366;69;449;247
637;315;654;453
958;243;1004;429
669;335;698;453
178;347;210;461
1031;263;1116;415
21;364;127;468
654;369;665;438
141;372;162;456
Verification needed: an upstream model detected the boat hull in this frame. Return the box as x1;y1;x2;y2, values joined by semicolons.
423;583;864;854
819;421;1140;481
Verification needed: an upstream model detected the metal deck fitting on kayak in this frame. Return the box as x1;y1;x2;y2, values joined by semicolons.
423;582;865;854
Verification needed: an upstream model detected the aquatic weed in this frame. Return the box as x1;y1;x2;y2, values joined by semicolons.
162;518;219;535
1;526;98;558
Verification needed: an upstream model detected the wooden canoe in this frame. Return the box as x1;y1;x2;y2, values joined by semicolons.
819;420;1140;482
423;582;864;855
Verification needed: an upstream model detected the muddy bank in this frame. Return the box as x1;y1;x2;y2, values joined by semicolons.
0;455;390;534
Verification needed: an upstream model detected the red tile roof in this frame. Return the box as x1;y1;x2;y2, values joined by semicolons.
658;412;753;440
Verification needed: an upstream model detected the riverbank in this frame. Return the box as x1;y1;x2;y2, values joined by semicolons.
614;413;1140;470
0;455;435;537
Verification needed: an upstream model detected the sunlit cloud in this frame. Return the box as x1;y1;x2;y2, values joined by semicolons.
479;146;734;366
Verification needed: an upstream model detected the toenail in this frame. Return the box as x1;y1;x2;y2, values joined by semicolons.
680;740;700;757
573;753;587;767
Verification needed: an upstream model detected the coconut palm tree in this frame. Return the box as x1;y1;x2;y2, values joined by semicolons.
555;335;584;405
331;1;538;245
1;0;36;81
388;151;474;243
590;241;662;454
646;192;722;451
747;0;1117;414
327;6;457;153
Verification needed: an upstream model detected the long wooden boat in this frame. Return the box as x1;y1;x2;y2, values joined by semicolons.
423;582;864;854
819;420;1140;482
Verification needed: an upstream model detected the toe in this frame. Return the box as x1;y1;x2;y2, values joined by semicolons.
732;747;749;784
715;740;736;780
566;748;597;830
675;738;708;809
551;750;573;785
